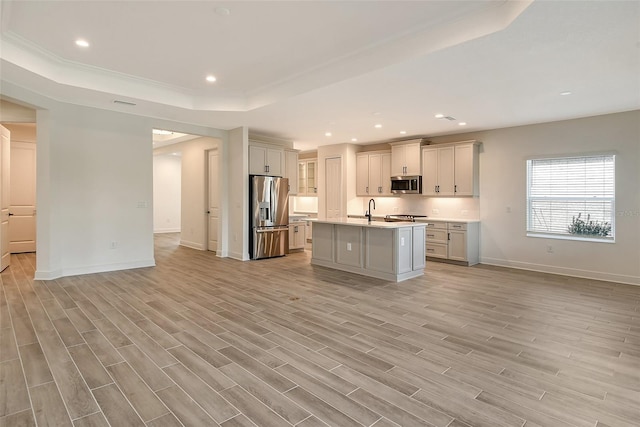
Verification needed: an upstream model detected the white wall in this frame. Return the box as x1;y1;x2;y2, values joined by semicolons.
35;103;155;278
228;127;249;260
152;154;181;233
428;111;640;285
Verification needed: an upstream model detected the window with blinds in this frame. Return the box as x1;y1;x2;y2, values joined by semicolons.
526;154;615;241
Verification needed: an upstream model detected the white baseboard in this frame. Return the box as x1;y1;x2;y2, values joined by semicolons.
179;240;205;250
228;250;250;261
34;259;156;281
480;257;640;286
154;228;181;234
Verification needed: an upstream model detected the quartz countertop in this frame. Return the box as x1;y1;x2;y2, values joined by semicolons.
314;218;424;228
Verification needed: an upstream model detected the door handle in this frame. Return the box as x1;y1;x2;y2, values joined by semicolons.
8;213;14;216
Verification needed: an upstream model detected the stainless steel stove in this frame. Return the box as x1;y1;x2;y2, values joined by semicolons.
383;214;428;222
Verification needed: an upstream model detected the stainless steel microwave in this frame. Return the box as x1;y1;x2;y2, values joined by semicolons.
390;176;422;194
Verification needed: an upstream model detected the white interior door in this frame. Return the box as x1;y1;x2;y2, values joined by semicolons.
207;149;219;252
325;157;342;219
0;126;11;271
9;141;36;253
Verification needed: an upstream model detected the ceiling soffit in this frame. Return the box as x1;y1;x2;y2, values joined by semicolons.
0;1;532;114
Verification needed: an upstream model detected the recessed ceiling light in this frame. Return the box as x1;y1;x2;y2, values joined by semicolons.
351;138;358;142
372;112;382;116
325;132;332;137
75;39;89;48
153;129;173;135
206;75;217;83
214;7;231;16
435;113;444;119
374;124;382;128
560;91;572;96
399;131;407;135
458;122;467;126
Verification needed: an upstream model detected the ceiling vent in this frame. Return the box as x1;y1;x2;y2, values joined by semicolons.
113;100;136;106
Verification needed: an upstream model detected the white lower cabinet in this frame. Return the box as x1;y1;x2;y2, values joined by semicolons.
424;221;479;265
289;222;306;251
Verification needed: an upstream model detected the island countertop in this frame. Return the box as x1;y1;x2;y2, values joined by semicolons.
313;218;417;228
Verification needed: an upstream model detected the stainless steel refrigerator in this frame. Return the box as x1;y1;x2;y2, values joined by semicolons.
250;175;289;259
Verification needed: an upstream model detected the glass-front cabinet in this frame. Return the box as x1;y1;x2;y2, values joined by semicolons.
298;159;317;196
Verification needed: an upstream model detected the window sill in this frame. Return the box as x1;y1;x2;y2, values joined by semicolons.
527;233;615;243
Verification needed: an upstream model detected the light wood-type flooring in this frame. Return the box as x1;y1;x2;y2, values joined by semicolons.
1;233;639;427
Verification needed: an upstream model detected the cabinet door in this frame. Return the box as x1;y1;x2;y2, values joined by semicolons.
404;143;422;175
390;145;406;176
380;153;392;195
421;148;438;196
289;223;305;249
306;160;317;194
356;154;370;196
368;153;383;194
298;162;307;195
454;144;476;196
285;150;298;195
266;148;283;176
437;146;455;196
448;230;467;261
249;145;267;175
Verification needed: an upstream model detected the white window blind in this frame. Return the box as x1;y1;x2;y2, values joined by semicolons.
527;155;615;240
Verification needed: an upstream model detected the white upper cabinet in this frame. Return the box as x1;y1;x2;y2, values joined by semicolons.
421;141;479;197
249;142;284;176
453;143;478;196
284;149;299;195
422;146;455;196
390;140;422;176
298;159;318;196
356;151;391;196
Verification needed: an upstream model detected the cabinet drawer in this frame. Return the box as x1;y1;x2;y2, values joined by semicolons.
448;222;467;231
424;221;447;230
425;229;447;244
425;243;447;258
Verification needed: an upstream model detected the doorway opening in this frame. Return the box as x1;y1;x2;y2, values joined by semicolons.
1;122;37;261
152;129;220;254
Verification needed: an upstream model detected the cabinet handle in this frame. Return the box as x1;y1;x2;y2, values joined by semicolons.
427;248;435;252
314;187;317;193
452;225;462;229
427;234;435;238
454;184;457;193
448;233;451;240
294;226;298;232
378;186;382;193
366;186;369;193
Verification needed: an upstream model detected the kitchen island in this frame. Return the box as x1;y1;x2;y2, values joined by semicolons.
311;218;425;282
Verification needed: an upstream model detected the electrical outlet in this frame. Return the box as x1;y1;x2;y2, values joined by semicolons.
400;237;405;246
432;208;440;215
347;242;352;251
546;245;553;253
506;206;512;213
393;206;399;212
461;210;468;216
110;241;118;249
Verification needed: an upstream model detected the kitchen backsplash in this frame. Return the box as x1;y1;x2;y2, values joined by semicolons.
354;196;479;219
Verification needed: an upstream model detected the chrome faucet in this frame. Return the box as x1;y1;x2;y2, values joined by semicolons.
366;198;376;222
